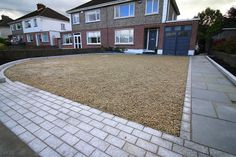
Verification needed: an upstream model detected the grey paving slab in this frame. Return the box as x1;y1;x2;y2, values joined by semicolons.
191;56;236;155
192;88;232;104
192;114;236;155
215;104;236;122
192;98;217;118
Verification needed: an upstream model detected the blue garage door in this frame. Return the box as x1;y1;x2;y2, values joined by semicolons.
163;26;192;55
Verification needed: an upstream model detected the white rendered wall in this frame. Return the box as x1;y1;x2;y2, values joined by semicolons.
22;16;71;33
42;17;71;32
23;17;42;33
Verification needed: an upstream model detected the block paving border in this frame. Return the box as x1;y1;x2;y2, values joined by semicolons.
0;55;235;157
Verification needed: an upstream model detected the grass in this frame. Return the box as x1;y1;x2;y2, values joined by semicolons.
5;54;189;135
0;43;6;50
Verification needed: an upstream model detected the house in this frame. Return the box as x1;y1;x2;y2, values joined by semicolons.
63;0;199;55
213;18;236;41
9;4;71;47
0;15;13;39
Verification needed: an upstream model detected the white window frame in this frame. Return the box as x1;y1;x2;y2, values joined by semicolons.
61;23;66;30
86;31;101;45
11;25;16;31
24;20;31;28
41;32;49;42
62;34;73;45
26;34;34;42
16;23;22;30
115;28;134;45
114;2;135;19
72;13;80;24
145;0;159;15
85;9;100;23
34;19;38;27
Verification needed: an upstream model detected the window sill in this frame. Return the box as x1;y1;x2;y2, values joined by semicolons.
87;43;101;45
145;13;159;16
85;20;100;24
63;43;73;46
114;16;135;20
72;23;80;25
115;43;134;46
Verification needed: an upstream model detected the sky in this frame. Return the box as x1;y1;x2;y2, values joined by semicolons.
0;0;235;20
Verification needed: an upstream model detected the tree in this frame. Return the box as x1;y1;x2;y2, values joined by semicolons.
195;8;224;53
227;7;236;18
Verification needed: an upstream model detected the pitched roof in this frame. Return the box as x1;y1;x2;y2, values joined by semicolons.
68;0;114;12
67;0;180;15
12;7;69;23
0;15;13;27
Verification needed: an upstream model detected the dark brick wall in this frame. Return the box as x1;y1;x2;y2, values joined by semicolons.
62;20;199;51
0;48;104;65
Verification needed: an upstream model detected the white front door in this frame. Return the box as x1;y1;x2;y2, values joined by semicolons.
74;33;82;49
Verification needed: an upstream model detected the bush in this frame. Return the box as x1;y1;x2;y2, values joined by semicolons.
0;38;6;44
213;37;236;54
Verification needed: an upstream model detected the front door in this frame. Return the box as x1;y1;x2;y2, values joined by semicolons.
148;29;158;51
36;34;41;46
74;33;82;49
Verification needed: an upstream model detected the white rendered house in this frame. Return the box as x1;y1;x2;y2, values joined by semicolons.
9;4;71;47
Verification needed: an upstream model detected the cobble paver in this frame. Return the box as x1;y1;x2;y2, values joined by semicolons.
0;56;236;157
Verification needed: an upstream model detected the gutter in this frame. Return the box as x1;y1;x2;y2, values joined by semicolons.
67;0;133;14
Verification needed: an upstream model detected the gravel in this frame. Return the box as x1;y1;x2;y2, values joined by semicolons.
5;54;189;136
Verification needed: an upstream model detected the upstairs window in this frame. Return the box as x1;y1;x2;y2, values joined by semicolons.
34;19;38;27
87;31;101;44
85;10;100;23
115;2;135;18
26;34;34;42
41;32;49;42
25;20;31;28
11;25;16;31
72;13;80;24
61;23;66;30
16;23;22;30
146;0;159;15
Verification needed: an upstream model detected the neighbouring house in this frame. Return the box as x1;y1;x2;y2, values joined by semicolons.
63;0;199;55
0;15;13;39
213;18;236;41
8;4;71;47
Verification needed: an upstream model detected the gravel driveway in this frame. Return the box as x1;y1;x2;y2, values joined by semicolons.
5;54;189;135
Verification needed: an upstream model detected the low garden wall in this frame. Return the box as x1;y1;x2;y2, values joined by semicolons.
0;48;104;65
211;51;236;68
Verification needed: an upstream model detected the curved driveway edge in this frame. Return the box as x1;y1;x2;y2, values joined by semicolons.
0;55;235;157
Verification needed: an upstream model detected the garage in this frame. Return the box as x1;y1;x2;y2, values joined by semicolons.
163;25;192;55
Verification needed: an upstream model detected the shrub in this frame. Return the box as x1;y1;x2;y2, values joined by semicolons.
0;38;6;44
213;37;236;54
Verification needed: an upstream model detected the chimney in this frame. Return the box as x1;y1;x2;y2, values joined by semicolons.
37;3;46;10
1;15;8;20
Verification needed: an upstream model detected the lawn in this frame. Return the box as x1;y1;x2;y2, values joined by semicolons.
5;54;189;135
0;43;6;50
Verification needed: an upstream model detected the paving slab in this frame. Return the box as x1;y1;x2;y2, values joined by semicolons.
215;104;236;123
192;98;217;118
192;114;236;155
191;56;236;155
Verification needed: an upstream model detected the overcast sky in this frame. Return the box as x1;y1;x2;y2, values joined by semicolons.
0;0;235;20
